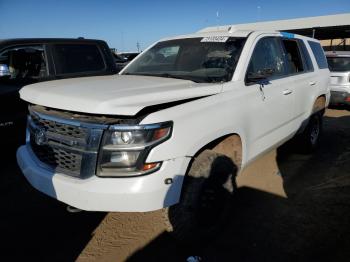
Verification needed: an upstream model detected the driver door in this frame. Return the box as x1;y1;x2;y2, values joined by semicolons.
0;45;48;145
245;36;295;157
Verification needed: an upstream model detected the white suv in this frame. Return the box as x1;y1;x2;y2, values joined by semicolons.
17;28;330;240
326;51;350;106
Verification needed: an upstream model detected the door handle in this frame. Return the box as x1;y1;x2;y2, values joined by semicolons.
309;81;317;86
283;89;293;95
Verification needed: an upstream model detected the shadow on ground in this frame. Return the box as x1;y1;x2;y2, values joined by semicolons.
0;146;106;261
128;113;350;261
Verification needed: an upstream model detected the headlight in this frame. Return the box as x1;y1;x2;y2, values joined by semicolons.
97;121;172;177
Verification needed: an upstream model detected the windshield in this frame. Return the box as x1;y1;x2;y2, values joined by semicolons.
327;56;350;72
122;37;246;83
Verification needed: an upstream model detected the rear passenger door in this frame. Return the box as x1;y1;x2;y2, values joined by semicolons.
279;37;316;126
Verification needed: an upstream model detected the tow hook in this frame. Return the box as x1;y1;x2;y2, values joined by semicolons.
66;205;83;213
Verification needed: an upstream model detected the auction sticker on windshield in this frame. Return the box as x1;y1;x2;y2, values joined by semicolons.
201;36;229;42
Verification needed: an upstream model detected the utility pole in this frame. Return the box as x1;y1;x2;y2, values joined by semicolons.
136;41;141;53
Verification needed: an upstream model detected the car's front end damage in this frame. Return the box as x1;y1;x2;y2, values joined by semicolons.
17;104;192;212
16;74;222;211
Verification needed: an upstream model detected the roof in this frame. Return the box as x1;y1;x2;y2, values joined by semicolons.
199;13;350;40
161;30;253;42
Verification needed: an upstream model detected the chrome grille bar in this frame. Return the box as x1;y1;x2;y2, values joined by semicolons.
27;108;107;178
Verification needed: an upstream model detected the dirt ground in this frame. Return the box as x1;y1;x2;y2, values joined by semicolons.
1;108;350;262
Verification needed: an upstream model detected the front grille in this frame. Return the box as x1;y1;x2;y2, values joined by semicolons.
30;142;83;174
31;113;87;139
28;107;105;178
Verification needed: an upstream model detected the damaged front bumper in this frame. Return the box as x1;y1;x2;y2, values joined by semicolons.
17;145;190;212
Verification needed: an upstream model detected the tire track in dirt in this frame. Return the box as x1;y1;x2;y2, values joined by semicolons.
77;211;166;261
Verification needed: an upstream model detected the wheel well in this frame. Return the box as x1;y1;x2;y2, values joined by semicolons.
178;134;243;202
192;134;242;169
313;95;326;115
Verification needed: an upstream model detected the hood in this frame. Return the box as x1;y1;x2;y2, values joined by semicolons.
20;75;222;115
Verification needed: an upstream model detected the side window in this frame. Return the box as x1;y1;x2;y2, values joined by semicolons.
281;39;304;74
246;37;286;82
0;45;48;84
298;40;314;72
52;44;106;75
308;41;328;69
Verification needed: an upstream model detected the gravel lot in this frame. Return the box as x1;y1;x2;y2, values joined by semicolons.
1;109;350;261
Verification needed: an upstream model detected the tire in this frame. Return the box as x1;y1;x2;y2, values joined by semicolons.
162;150;238;242
299;112;323;153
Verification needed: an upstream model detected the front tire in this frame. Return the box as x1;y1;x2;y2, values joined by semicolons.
162;150;238;242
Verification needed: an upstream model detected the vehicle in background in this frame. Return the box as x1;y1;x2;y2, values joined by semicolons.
0;38;117;145
113;52;139;72
326;51;350;106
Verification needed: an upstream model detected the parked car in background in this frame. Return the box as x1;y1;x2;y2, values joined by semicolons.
0;38;117;145
113;52;139;72
326;51;350;106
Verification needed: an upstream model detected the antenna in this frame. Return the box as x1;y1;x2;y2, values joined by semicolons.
257;6;261;21
216;10;220;30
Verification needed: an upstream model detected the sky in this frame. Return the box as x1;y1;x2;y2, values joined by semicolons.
1;0;350;52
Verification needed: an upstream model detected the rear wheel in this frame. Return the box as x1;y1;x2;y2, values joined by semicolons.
162;150;238;242
299;113;323;153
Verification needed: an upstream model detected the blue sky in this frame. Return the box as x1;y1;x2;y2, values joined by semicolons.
1;0;349;52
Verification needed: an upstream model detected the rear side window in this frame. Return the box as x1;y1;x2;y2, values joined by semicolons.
298;40;314;72
53;44;105;75
327;56;350;72
308;41;328;69
281;39;304;74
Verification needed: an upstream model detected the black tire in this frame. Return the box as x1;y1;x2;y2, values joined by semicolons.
162;150;238;242
299;112;323;153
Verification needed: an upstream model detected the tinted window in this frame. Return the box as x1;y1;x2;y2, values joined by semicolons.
281;39;304;74
298;40;314;72
308;41;328;69
0;45;47;85
327;56;350;72
246;37;287;81
53;44;105;75
123;37;246;83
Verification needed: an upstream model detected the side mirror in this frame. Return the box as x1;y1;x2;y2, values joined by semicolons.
0;64;11;77
246;68;274;84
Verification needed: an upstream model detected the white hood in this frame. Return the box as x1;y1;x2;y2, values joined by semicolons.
20;75;222;115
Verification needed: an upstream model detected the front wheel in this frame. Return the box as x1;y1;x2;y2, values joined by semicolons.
162;150;238;242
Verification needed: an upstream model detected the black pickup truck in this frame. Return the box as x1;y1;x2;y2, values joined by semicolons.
0;38;117;145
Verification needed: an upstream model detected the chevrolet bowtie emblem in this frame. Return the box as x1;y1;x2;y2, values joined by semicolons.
34;128;47;146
